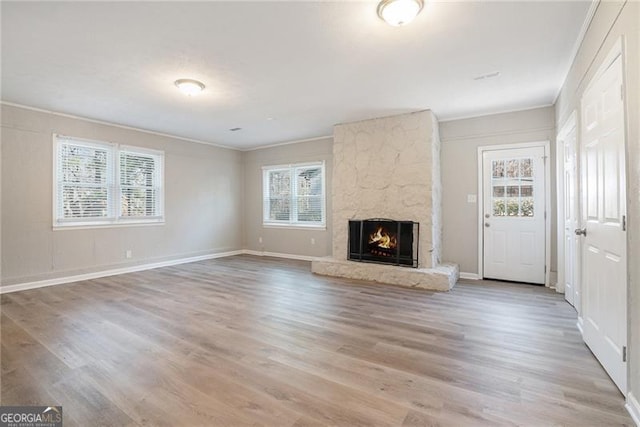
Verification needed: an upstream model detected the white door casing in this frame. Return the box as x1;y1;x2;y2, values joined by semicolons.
579;50;627;394
557;114;580;308
482;146;546;284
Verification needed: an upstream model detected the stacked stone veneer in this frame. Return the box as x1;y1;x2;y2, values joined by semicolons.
311;110;458;291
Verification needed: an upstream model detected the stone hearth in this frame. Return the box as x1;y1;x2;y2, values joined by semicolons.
312;257;458;291
311;110;459;291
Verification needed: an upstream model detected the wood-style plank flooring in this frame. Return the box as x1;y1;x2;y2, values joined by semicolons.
0;255;633;426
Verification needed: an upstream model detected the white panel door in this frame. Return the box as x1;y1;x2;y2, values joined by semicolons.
562;125;580;308
483;147;546;284
579;53;627;393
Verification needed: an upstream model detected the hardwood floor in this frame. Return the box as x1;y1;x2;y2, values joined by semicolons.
0;255;633;426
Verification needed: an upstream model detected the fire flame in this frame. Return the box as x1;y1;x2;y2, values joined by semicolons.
369;226;397;249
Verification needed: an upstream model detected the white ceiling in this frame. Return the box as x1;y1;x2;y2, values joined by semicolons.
1;1;591;149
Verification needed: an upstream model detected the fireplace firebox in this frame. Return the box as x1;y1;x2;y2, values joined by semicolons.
348;219;419;267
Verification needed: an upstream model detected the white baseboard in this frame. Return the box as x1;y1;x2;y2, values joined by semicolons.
459;272;481;280
627;392;640;426
577;316;584;335
242;249;315;262
0;250;244;294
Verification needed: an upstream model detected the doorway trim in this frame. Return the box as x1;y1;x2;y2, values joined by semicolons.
477;141;551;286
556;111;578;297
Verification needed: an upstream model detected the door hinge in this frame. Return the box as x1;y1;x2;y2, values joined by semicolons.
621;85;624;100
623;346;627;362
544;211;547;220
622;215;626;231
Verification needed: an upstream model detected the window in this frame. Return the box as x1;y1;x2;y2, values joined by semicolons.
54;135;164;228
119;149;162;219
262;162;326;227
491;158;534;217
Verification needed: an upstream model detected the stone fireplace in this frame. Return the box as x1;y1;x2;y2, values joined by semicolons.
311;110;458;291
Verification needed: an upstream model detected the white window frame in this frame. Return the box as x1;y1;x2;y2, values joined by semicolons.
53;134;165;229
118;145;165;223
262;161;326;229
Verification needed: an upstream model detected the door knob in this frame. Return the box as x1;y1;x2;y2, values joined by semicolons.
575;228;587;236
485;222;490;228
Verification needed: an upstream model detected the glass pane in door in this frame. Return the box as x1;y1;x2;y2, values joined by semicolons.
491;158;535;217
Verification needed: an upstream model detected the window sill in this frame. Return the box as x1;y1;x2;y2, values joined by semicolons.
53;220;165;231
262;223;326;231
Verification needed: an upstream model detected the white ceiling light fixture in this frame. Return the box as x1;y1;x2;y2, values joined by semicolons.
377;0;424;27
174;79;205;96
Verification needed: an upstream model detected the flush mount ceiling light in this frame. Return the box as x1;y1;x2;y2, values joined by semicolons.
377;0;424;26
174;79;205;96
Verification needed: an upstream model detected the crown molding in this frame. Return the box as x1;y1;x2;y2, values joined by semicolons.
0;100;237;150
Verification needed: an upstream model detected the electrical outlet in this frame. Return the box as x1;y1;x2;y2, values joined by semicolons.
311;238;316;245
125;249;132;259
467;194;477;203
258;237;263;244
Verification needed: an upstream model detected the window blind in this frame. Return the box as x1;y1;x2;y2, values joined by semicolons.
119;150;162;219
56;139;114;222
294;165;324;223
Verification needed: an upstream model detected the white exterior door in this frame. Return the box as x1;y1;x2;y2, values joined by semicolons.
579;53;627;394
482;146;546;284
562;124;580;308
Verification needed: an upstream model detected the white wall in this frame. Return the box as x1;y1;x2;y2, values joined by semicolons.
1;104;244;286
243;138;333;258
554;0;640;409
440;106;556;276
